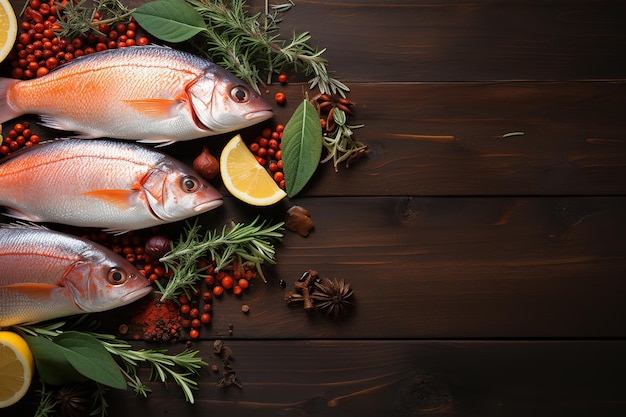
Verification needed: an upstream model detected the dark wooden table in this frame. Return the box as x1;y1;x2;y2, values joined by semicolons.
3;0;626;416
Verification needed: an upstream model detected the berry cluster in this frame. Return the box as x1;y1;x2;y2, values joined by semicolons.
178;260;258;339
76;228;171;284
249;125;285;189
7;0;148;80
0;121;40;156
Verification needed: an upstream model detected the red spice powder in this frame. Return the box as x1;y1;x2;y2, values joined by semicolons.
128;295;183;342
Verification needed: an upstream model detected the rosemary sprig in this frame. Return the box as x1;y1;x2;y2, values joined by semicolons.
14;318;207;407
156;216;284;301
184;0;348;96
93;332;206;404
33;382;57;417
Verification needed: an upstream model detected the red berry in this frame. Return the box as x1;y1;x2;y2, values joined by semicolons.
221;275;234;290
274;92;286;105
278;73;287;84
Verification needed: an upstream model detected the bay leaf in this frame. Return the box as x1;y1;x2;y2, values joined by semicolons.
55;331;127;390
133;0;207;43
24;335;87;386
281;99;323;197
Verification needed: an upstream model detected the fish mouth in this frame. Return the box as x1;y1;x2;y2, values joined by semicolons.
194;199;224;213
121;285;153;303
245;110;273;122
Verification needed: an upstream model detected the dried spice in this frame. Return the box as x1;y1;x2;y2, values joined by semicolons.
55;383;94;417
284;269;318;311
193;146;219;180
217;366;242;389
143;234;172;259
285;271;354;318
285;205;314;237
127;295;182;341
311;277;354;318
311;93;368;171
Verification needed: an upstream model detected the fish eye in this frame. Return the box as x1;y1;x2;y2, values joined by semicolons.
181;175;200;193
230;86;250;103
108;267;128;285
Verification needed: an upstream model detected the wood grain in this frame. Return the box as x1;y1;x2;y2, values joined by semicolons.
278;0;626;82
2;0;626;416
13;340;626;417
92;195;625;340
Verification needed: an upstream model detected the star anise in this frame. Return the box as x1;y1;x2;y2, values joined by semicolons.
55;383;94;417
311;277;354;318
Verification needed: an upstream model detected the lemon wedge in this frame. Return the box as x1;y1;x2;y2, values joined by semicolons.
0;0;17;63
220;134;286;206
0;331;35;408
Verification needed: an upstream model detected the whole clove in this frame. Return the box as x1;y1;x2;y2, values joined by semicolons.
284;270;318;311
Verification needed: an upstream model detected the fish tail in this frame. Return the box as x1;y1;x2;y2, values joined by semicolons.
0;78;21;124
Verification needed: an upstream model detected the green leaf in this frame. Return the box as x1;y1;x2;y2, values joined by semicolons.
133;0;207;43
55;332;127;390
24;335;87;386
281;99;323;197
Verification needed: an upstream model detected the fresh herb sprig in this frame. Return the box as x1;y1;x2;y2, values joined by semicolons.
54;0;136;39
14;318;207;412
94;333;205;403
321;107;367;170
156;216;284;302
134;0;349;96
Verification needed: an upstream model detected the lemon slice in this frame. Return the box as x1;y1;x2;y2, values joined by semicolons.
0;0;17;63
220;134;287;206
0;331;35;408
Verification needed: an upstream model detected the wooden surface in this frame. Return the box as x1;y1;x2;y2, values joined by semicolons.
3;0;626;416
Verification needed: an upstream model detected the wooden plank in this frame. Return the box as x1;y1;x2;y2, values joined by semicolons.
276;0;626;82
165;81;626;197
90;195;626;340
5;81;625;197
12;340;626;417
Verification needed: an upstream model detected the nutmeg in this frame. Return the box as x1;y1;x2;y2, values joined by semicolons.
144;235;171;259
193;146;219;180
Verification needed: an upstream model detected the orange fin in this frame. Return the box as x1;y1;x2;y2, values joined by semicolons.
83;189;137;210
1;283;58;301
123;98;181;119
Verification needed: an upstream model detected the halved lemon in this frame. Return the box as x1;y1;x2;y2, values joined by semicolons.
0;0;17;63
0;331;35;408
220;134;287;206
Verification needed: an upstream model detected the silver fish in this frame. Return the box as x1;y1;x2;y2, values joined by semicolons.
0;224;152;327
0;45;273;146
0;139;223;233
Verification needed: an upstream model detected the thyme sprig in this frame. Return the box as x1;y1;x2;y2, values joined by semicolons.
54;0;136;39
321;107;368;171
156;216;284;301
183;0;348;96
